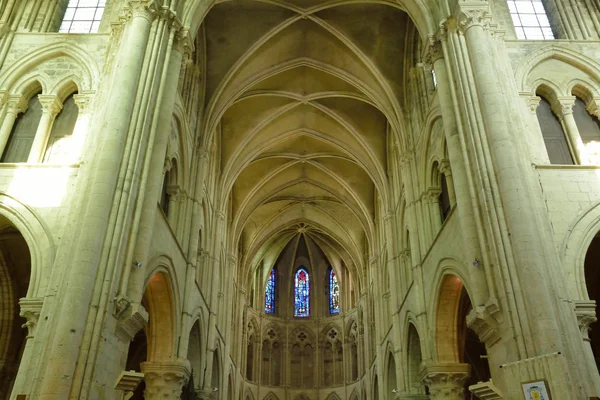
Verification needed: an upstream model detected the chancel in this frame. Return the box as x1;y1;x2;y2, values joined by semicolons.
1;0;600;399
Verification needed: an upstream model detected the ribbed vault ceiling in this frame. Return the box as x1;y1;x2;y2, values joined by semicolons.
197;0;420;289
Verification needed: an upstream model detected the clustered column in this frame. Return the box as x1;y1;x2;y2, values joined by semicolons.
27;94;62;163
0;94;26;156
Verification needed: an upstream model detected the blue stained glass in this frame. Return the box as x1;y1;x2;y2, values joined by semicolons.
264;269;275;314
294;268;310;317
329;268;340;314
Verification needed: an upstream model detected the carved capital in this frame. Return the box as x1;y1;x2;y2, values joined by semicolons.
586;98;600;119
38;95;63;116
554;97;576;118
73;93;94;113
420;363;470;398
6;94;28;114
426;188;442;201
141;359;191;399
427;35;444;63
116;303;149;342
129;0;158;22
456;2;491;33
19;297;43;338
574;300;597;337
439;159;452;176
526;95;541;115
174;27;193;63
466;298;502;346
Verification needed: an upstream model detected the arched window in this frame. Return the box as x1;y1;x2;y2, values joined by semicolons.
439;173;451;222
44;93;79;162
536;96;574;164
573;97;600;163
507;0;554;39
60;0;105;33
294;268;310;317
2;94;42;163
329;267;340;315
264;268;275;314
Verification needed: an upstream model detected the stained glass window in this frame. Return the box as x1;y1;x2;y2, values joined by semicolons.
329;268;340;314
60;0;106;33
264;268;275;314
507;0;554;40
294;268;310;317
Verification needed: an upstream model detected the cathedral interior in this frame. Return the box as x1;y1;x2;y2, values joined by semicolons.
1;0;600;399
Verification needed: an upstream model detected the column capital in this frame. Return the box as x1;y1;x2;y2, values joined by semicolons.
427;35;444;63
128;0;158;22
586;98;600;119
439;159;452;176
420;363;470;398
525;95;541;115
554;96;576;117
73;93;95;113
19;297;44;338
6;94;28;113
140;359;192;399
574;300;597;336
37;95;63;116
455;2;492;33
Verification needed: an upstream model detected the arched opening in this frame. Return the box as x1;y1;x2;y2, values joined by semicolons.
2;91;42;163
584;233;600;371
536;94;574;164
212;349;221;394
44;92;79;162
436;275;491;393
124;329;148;400
573;96;600;164
188;320;203;390
386;352;397;399
406;324;425;395
142;271;176;361
0;215;31;398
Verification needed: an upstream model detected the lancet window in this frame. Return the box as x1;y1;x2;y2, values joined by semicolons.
264;268;276;314
294;268;310;317
60;0;106;33
329;267;340;315
507;0;554;39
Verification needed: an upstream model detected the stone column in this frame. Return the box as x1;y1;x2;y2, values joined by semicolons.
27;94;62;163
575;300;600;394
9;298;43;398
523;95;551;164
36;1;158;398
428;188;442;228
554;97;585;164
420;363;470;400
141;359;191;399
0;94;26;157
70;93;94;162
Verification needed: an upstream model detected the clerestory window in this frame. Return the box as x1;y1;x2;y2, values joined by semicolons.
264;268;276;314
60;0;106;33
294;268;310;317
507;0;554;39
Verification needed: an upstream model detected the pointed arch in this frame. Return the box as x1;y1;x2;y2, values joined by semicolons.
293;267;310;317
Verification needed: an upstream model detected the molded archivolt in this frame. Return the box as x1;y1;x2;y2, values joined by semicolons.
0;43;99;94
0;193;54;296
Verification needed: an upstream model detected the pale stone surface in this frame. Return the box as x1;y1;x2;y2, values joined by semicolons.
0;0;599;399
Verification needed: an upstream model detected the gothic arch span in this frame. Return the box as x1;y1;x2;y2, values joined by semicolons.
142;271;177;361
562;200;600;299
516;45;600;93
0;43;99;93
0;193;54;296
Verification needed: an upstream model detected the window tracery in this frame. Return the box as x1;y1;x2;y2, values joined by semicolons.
329;267;340;315
60;0;106;33
294;268;310;317
264;268;275;314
